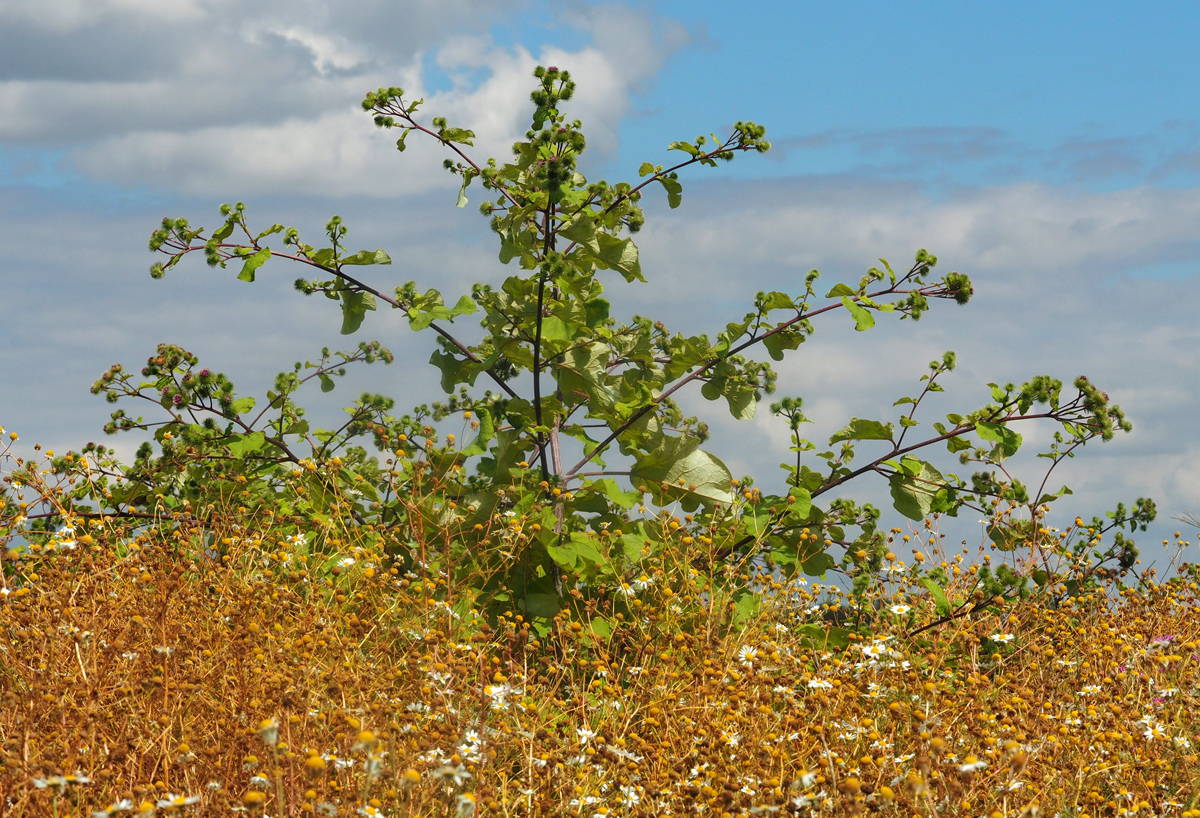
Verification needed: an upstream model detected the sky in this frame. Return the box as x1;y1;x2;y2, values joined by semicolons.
2;0;1198;574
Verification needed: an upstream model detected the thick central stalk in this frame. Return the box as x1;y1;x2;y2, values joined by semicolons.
531;207;556;481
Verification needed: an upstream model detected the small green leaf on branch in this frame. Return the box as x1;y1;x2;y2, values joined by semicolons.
340;249;392;266
840;296;875;331
975;420;1022;459
238;248;272;282
830;418;894;443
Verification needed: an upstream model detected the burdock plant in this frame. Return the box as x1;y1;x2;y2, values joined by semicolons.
38;65;1152;631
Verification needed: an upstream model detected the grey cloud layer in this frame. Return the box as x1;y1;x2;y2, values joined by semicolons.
771;124;1200;188
0;1;684;196
0;0;511;138
622;178;1199;552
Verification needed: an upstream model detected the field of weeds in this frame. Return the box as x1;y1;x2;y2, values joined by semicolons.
3;467;1199;818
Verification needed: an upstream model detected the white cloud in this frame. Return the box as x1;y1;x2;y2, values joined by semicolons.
0;0;213;32
252;25;369;75
77;104;428;198
0;0;524;143
71;6;686;196
636;179;1200;306
613;176;1200;544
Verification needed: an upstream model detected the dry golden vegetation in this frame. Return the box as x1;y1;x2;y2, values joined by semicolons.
3;436;1200;818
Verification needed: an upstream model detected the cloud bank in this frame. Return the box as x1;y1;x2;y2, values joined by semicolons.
0;1;686;196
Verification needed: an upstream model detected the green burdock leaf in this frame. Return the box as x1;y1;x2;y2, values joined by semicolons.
476;427;530;481
801;550;835;578
975;420;1022;459
731;589;761;625
539;316;572;342
1035;485;1073;506
796;623;851;651
657;176;683;208
921;578;952;617
212;218;236;242
308;248;335;267
788;487;814;518
763;327;805;361
840;296;875;331
226;431;265;456
987;522;1025;552
459;408;495;458
945;435;971;454
237;248;272;282
448;293;478;318
593;234;644;282
318;374;335;392
429;350;470;392
521;593;560;618
561;218;597;250
548;533;606;579
702;378;758;421
724;385;758;421
440;127;475;145
889;460;949;521
560;216;599;251
630;436;734;511
824;283;856;298
589;617;613;640
830;418;894;443
499;228;536;264
532;106;555;130
339;290;377;335
759;291;795;311
557;342;618;414
593;478;640;510
230;397;256;415
408;293;476;331
340;249;392;266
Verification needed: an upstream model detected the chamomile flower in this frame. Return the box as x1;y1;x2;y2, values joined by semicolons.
631;574;654;591
958;756;988;773
34;772;91;789
156;793;201;809
455;794;477;818
435;764;471;786
1142;721;1169;741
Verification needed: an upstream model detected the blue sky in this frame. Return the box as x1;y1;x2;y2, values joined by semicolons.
2;0;1198;571
560;3;1200;194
